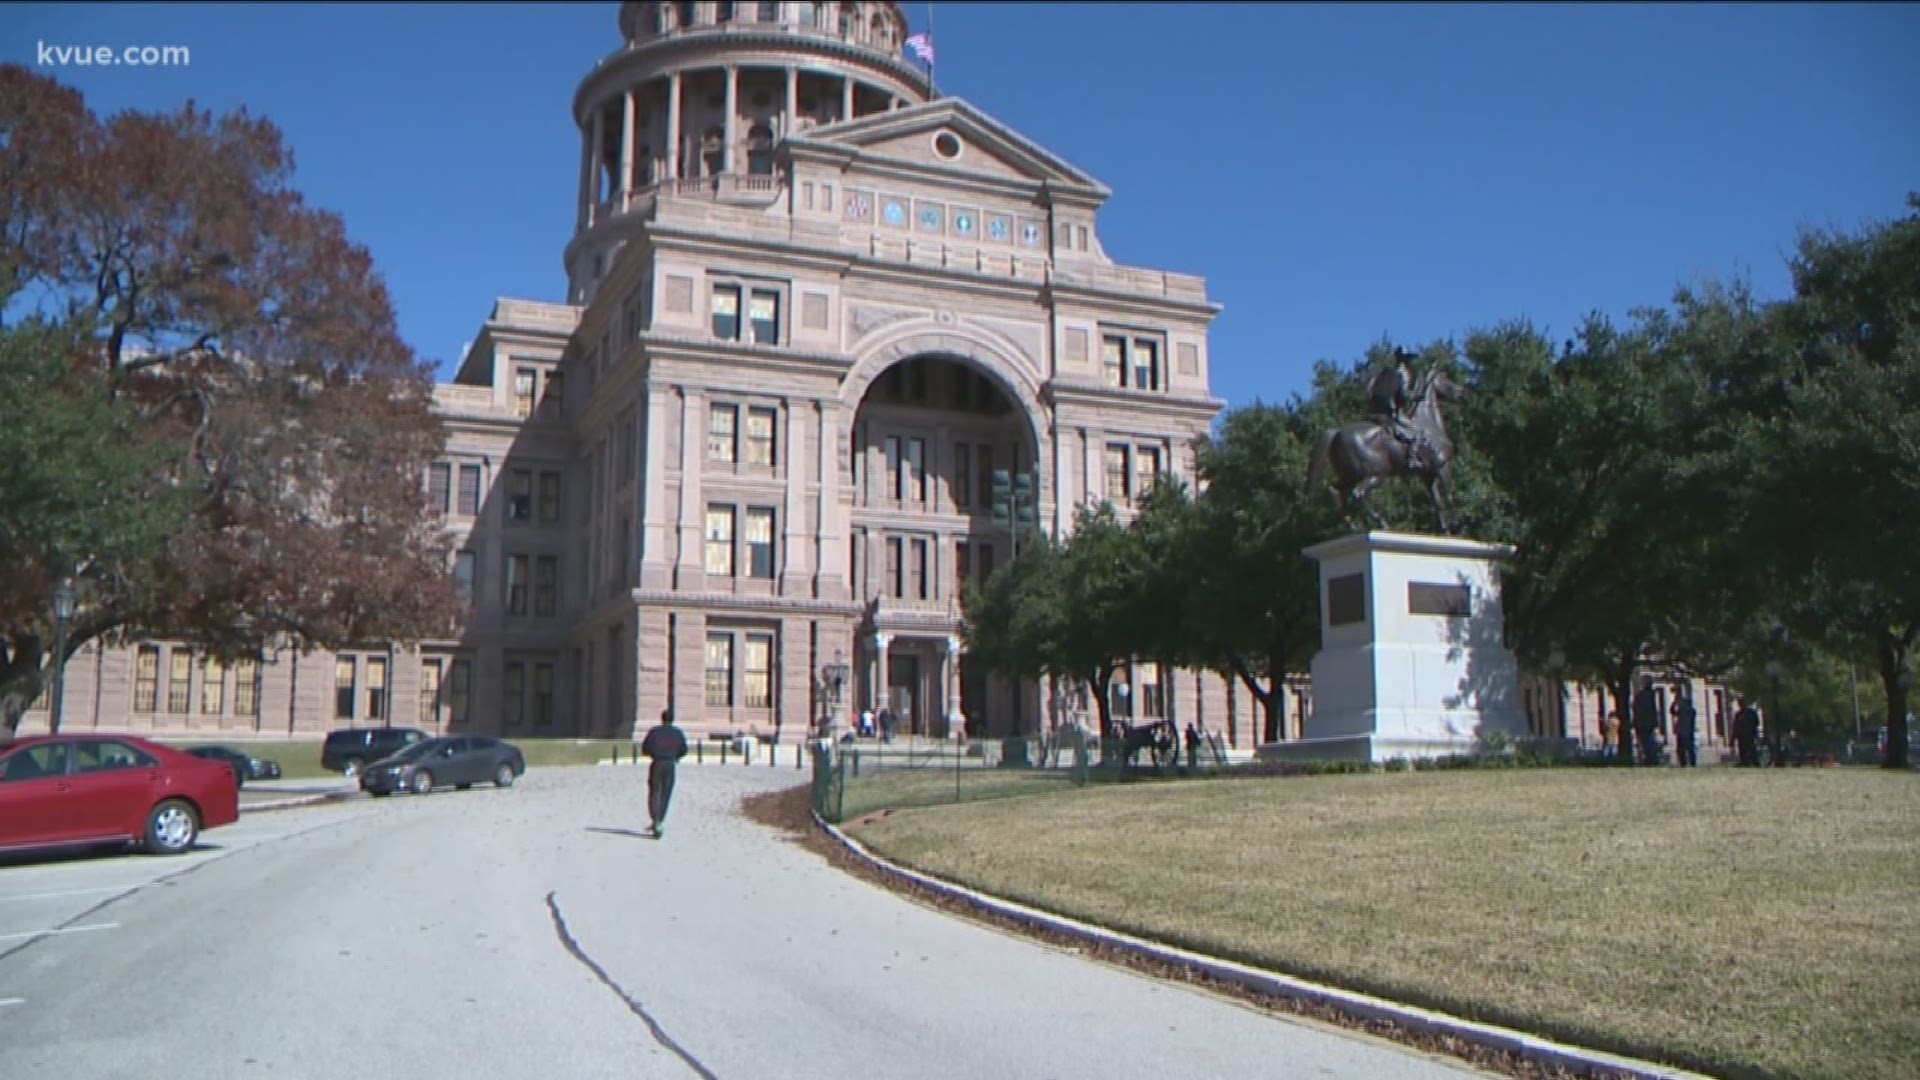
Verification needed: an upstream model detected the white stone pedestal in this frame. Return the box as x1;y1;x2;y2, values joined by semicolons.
1262;531;1525;763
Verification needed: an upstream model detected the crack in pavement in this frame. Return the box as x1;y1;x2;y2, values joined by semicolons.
545;891;720;1080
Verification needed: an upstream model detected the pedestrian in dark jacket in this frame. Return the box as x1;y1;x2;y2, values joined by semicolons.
641;709;689;837
1631;675;1662;766
1670;688;1698;767
1732;699;1762;767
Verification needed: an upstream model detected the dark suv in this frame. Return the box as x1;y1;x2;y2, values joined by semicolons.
322;727;427;776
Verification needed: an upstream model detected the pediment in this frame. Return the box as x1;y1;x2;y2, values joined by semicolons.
800;98;1108;195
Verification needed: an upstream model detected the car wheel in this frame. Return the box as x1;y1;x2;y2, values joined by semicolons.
343;757;366;779
144;799;199;855
494;763;516;788
370;791;390;798
409;769;434;795
456;783;472;791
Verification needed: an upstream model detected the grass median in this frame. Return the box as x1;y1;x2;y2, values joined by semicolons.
847;767;1920;1080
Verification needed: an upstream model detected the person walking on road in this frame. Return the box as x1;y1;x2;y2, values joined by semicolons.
1732;698;1762;767
641;709;689;837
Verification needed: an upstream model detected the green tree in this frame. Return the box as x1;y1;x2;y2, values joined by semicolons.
1751;196;1920;767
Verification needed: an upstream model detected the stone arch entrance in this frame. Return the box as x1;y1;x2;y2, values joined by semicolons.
839;326;1050;739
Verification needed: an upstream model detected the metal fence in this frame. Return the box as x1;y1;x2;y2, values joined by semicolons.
807;727;1235;824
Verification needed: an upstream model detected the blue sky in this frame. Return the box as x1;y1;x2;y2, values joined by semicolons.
7;2;1916;410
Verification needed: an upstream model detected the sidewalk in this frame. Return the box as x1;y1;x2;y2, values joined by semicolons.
238;776;358;812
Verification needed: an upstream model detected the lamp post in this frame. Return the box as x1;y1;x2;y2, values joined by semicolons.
48;578;75;735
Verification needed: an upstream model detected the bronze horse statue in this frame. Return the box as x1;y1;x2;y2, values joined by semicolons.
1305;366;1466;534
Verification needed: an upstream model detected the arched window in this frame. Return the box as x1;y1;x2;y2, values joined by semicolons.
700;127;724;176
716;1;734;22
869;13;889;48
801;2;819;27
746;124;775;175
676;1;698;28
758;1;780;21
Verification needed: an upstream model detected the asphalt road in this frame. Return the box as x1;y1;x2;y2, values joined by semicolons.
0;766;1487;1080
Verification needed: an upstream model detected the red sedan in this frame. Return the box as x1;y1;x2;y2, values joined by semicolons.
0;733;240;857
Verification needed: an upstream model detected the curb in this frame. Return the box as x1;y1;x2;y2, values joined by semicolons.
240;794;343;813
814;811;1714;1080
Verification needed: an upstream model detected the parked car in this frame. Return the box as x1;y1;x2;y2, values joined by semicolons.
184;745;284;787
321;726;427;776
1876;724;1920;762
0;733;240;857
358;735;525;797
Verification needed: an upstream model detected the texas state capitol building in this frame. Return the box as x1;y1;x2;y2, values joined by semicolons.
22;1;1252;747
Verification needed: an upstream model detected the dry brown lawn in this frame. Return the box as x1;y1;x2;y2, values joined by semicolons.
849;768;1920;1080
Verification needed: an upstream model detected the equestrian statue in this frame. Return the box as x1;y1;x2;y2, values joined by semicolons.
1305;348;1467;534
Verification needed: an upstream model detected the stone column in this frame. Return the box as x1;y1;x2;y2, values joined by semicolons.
640;382;672;589
722;65;738;174
619;87;636;206
675;388;706;589
813;404;843;599
784;65;798;137
576;121;593;230
780;397;807;594
945;636;963;736
841;75;855;122
588;104;606;222
666;71;683;181
871;631;892;714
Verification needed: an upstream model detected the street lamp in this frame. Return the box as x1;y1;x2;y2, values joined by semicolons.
48;578;75;735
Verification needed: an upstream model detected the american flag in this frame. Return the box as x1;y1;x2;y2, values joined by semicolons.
905;32;935;65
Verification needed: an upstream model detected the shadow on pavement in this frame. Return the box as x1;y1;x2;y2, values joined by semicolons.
584;827;658;842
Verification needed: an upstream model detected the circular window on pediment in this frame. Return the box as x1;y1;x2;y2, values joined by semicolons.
932;131;962;160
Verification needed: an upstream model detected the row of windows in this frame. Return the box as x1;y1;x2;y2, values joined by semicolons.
652;2;884;42
850;533;995;601
708;403;778;466
852;431;1017;512
513;365;563;419
503;554;563;617
333;654;391;721
705;629;775;709
705;505;778;579
1102;331;1163;392
132;647;259;717
711;283;782;345
427;462;564;524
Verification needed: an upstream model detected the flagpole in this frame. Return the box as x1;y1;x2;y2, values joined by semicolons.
926;2;938;97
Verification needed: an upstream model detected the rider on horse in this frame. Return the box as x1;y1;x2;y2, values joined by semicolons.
1367;348;1433;473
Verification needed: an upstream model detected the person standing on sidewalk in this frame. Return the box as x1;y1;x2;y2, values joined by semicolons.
1670;686;1698;767
641;709;689;838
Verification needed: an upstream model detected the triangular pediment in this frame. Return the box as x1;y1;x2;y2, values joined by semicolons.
797;98;1108;196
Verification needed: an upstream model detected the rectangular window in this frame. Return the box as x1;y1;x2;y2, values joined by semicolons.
420;659;442;724
535;555;559;617
908;537;928;600
506;554;529;616
533;663;555;726
743;634;773;708
955;541;970;592
885;436;904;501
711;284;741;339
1102;335;1126;387
886;536;903;598
168;649;192;714
708;404;738;463
507;468;533;521
745;507;776;579
618;515;632;588
1136;445;1161;500
758;0;779;21
620;411;637;487
200;658;225;715
746;407;777;467
544;370;565;416
135;646;160;713
514;367;537;417
977;445;994;508
748;289;780;345
367;656;387;721
1105;444;1130;504
428;462;451;515
705;633;734;708
978;543;995;580
458;464;481;515
953;443;971;508
538;471;562;524
908;437;927;503
334;657;356;720
705;504;736;576
503;662;525;726
1132;339;1160;391
455;550;477;608
449;659;471;726
234;657;258;717
1140;661;1164;718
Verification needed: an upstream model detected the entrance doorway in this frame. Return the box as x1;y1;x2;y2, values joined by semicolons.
887;653;920;736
